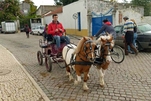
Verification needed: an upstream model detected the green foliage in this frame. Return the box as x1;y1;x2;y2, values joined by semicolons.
0;0;21;22
131;0;151;16
54;0;78;6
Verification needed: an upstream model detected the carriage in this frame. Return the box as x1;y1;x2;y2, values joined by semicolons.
37;36;67;72
37;34;125;73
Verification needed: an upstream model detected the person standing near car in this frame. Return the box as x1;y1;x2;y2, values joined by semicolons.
123;16;138;55
47;14;70;51
24;24;30;38
128;19;138;54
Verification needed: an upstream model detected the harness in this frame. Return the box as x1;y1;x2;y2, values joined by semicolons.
63;40;94;68
94;41;111;65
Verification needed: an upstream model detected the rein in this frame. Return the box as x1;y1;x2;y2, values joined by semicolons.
101;42;111;56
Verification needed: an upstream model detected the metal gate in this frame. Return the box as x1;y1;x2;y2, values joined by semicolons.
92;9;113;36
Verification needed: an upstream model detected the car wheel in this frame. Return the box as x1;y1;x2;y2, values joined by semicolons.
136;41;143;51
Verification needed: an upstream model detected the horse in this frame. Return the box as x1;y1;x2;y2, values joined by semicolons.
95;34;114;87
62;36;96;90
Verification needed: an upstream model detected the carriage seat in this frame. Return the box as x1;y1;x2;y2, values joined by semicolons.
40;44;48;48
46;34;66;44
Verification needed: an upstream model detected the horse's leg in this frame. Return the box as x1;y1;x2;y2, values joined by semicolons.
98;67;106;87
74;70;81;85
83;72;89;90
87;73;90;80
66;65;73;81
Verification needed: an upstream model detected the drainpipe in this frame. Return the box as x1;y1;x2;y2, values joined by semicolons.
112;3;117;26
87;11;92;36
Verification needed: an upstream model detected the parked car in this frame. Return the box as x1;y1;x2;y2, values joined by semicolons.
20;27;25;32
114;23;151;51
30;25;44;35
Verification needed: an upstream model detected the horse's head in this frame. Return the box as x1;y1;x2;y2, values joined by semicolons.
97;34;114;58
75;37;96;62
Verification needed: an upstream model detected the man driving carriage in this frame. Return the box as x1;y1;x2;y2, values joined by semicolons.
47;14;70;52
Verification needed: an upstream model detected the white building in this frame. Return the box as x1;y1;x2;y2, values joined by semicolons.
43;0;144;36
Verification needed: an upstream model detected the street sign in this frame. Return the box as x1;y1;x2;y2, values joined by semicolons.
73;13;78;19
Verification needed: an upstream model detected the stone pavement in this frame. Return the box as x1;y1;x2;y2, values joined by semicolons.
0;45;50;101
0;33;151;101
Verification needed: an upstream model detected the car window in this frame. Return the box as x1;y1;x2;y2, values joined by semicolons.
138;24;151;32
40;26;44;30
114;26;122;33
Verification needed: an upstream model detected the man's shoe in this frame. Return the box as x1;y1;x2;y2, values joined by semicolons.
125;54;128;55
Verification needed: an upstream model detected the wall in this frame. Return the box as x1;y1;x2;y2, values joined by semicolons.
61;0;88;36
141;16;151;25
43;0;88;36
115;8;142;26
19;2;30;15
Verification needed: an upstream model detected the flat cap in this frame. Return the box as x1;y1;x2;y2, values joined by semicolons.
123;16;129;19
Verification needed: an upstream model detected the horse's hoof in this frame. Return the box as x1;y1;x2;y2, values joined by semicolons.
74;80;78;85
100;84;104;87
83;87;89;91
69;77;74;81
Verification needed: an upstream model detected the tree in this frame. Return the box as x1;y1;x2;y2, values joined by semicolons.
54;0;78;6
0;0;21;22
131;0;151;16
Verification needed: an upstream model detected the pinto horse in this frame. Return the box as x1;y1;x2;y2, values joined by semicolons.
95;34;114;87
62;37;96;90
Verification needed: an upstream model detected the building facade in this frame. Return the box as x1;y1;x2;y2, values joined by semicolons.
19;2;30;15
42;0;144;36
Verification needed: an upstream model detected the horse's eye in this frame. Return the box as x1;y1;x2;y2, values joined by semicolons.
84;47;87;51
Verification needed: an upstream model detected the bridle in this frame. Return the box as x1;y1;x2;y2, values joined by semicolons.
77;39;95;62
100;40;112;57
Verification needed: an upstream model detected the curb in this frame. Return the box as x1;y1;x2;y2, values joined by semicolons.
0;45;50;101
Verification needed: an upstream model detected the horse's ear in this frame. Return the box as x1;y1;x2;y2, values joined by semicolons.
89;36;94;40
101;37;105;42
83;37;86;40
106;32;109;35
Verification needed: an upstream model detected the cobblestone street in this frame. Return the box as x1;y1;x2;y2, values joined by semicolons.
0;33;151;101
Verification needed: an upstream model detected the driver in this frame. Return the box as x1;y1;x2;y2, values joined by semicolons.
47;14;70;51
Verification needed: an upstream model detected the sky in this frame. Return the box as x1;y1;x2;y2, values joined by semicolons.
20;0;55;7
20;0;131;7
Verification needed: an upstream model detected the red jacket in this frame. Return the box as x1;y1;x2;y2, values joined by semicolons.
47;21;64;36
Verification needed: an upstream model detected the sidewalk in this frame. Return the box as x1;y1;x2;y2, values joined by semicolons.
0;45;50;101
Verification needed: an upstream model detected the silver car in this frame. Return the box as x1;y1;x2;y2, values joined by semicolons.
114;23;151;51
30;25;45;35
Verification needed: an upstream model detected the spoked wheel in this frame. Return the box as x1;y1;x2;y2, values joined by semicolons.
111;45;125;63
45;55;52;72
37;51;43;65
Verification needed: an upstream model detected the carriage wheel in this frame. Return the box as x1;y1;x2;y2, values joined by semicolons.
45;55;52;72
37;51;43;65
111;45;125;63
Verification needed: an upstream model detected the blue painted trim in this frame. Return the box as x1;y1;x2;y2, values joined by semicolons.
92;8;113;17
78;12;81;31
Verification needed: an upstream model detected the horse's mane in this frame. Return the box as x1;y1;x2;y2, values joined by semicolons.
75;37;91;54
96;34;113;46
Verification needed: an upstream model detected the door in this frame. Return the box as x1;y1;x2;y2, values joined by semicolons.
114;25;125;47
